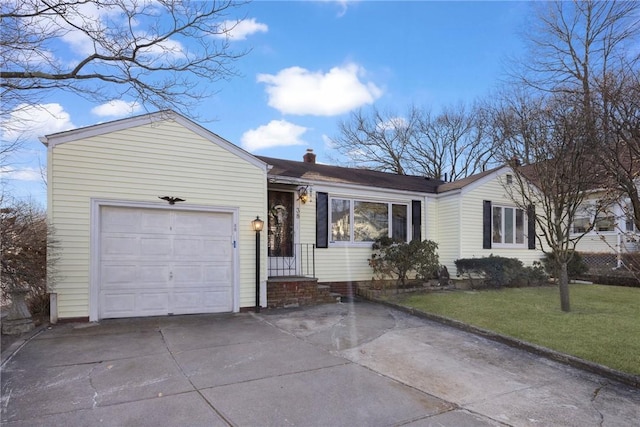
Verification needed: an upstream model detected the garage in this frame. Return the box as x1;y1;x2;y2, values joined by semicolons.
98;205;235;319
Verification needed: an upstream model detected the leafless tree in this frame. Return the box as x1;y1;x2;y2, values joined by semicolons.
330;106;418;175
1;0;248;121
496;0;640;310
411;103;494;181
495;92;604;312
513;0;640;213
597;68;640;232
329;104;496;180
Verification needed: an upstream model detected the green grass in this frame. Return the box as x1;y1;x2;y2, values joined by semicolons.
394;284;640;375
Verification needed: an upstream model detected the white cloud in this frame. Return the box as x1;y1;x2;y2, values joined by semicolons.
0;166;43;182
257;63;382;116
1;103;75;142
377;117;408;131
241;120;308;151
58;2;124;56
219;18;268;40
322;134;335;149
91;100;142;118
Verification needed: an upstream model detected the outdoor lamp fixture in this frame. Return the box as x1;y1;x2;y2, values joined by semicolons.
251;216;264;312
297;186;310;204
251;216;264;232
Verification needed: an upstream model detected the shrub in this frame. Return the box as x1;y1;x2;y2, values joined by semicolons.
541;250;588;279
1;199;58;319
520;261;549;286
369;237;439;291
454;255;547;289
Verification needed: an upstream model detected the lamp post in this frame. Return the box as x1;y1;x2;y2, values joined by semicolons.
251;216;264;312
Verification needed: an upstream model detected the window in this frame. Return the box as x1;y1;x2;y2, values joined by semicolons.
572;217;591;233
330;198;409;244
571;203;616;234
595;212;615;232
330;199;350;241
492;205;525;246
625;203;637;232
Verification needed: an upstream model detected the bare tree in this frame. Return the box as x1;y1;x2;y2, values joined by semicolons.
1;0;249;120
329;104;496;180
597;68;640;232
495;0;640;309
329;106;418;175
412;103;494;181
495;92;604;312
513;0;640;213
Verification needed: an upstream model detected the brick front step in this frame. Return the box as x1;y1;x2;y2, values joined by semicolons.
266;278;337;309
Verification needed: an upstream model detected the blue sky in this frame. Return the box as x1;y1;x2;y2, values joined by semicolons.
2;1;530;206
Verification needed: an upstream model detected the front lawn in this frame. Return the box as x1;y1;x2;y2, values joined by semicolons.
394;284;640;375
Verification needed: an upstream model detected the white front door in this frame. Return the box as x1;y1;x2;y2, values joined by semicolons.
99;206;234;319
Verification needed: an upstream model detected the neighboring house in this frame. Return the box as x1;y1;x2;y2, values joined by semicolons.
571;191;640;263
42;111;545;322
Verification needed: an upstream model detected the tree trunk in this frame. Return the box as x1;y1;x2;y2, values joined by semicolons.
559;262;571;312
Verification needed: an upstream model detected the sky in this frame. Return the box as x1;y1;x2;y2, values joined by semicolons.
1;0;532;207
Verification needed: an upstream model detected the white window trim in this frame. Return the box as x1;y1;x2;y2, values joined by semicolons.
570;202;619;235
492;204;527;249
328;197;410;246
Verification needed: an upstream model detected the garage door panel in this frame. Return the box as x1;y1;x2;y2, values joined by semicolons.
202;290;233;310
172;265;204;284
140;237;172;257
137;292;170;313
173;237;204;258
102;293;136;314
205;265;232;283
140;210;172;233
99;206;234;319
101;264;139;285
102;208;140;233
173;290;232;314
202;239;232;259
102;236;138;256
102;264;169;286
173;212;231;235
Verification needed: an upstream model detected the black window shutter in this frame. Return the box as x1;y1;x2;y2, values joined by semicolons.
483;200;492;249
527;204;536;250
316;192;328;248
412;200;421;241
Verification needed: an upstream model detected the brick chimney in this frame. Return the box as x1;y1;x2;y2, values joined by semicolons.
303;148;316;164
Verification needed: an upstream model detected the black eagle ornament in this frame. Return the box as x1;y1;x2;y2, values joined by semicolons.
159;196;186;205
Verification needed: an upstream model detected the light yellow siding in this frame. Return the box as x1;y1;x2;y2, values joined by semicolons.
49;119;266;318
436;170;545;275
435;194;461;274
458;172;543;268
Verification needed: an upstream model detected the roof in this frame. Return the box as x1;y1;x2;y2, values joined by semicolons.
257;156;443;193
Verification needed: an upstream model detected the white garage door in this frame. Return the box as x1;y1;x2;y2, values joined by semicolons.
99;206;234;319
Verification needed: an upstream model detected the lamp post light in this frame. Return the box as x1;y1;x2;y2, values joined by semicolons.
251;216;264;313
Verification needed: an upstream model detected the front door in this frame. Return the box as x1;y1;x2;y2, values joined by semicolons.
268;190;295;276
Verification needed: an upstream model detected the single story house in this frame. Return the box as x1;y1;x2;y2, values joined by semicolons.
570;190;640;268
41;111;545;322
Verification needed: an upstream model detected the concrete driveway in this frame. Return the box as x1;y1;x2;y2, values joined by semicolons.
1;300;639;426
